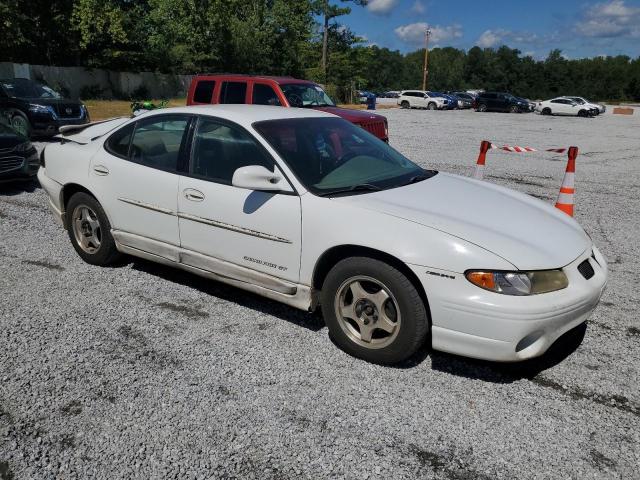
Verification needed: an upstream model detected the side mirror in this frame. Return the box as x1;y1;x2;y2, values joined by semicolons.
232;165;293;193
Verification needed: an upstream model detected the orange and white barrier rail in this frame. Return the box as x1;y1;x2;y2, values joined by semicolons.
473;140;578;217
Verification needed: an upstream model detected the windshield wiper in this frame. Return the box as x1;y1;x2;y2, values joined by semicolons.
317;183;382;197
400;171;434;186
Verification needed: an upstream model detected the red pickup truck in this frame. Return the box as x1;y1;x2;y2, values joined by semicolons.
187;74;388;142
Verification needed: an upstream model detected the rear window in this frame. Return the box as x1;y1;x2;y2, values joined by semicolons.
220;82;247;104
193;80;216;104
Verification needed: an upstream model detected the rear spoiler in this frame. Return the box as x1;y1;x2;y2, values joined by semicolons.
58;116;130;136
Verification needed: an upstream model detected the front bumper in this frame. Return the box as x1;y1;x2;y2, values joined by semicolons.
0;149;39;182
410;246;608;362
29;112;90;137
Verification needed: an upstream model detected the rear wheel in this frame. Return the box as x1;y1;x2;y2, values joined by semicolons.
66;192;122;266
321;257;429;365
400;100;410;109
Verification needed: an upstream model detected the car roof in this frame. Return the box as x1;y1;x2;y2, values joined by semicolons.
194;74;316;86
136;104;337;127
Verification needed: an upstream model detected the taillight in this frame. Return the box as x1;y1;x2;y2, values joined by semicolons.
39;146;46;167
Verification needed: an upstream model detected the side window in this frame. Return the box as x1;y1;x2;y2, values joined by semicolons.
220;82;247;104
193;80;216;104
252;83;281;106
191;118;274;184
130;115;190;172
105;123;135;158
551;99;562;104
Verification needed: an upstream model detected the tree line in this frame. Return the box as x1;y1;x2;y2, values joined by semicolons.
1;0;639;102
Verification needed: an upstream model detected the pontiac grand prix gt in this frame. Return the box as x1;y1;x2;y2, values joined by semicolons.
37;105;607;365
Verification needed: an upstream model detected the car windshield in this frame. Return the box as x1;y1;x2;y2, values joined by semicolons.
0;78;62;99
280;83;335;108
254;117;436;196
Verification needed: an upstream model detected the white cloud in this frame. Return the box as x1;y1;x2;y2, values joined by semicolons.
367;0;400;15
394;23;463;46
410;0;426;14
575;0;640;38
475;29;540;48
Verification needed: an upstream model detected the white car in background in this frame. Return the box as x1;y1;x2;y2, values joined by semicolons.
561;96;606;114
536;98;597;117
38;105;607;365
398;90;450;110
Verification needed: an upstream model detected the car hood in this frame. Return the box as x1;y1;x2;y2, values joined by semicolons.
333;172;591;270
314;106;386;124
17;97;83;106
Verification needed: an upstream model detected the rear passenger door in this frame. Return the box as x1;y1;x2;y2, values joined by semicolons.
90;114;192;250
220;81;248;104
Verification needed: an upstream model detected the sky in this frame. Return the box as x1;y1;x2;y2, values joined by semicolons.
337;0;640;59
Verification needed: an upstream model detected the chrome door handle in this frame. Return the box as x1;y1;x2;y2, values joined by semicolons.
93;165;109;176
184;189;205;202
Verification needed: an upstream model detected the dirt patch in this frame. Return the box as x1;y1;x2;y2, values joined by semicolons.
532;376;639;417
21;259;65;271
589;449;617;470
408;444;494;480
156;302;209;319
627;327;640;337
61;400;82;416
0;461;14;480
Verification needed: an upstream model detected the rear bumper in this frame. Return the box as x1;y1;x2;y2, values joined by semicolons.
410;246;608;362
37;167;65;227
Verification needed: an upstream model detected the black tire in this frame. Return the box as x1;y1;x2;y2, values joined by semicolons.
509;105;520;113
320;257;429;365
541;107;551;116
66;192;122;266
400;101;410;109
427;102;437;110
477;103;487;112
11;111;31;137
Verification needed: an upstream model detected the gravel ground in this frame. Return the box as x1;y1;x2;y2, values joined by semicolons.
1;107;639;479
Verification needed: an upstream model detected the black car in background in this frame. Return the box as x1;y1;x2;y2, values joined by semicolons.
474;92;531;113
451;91;475;109
0;78;89;137
0;121;39;182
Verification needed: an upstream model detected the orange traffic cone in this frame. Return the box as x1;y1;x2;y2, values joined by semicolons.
555;146;578;216
473;140;492;180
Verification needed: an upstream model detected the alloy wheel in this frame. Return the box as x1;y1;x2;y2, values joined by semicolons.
334;276;401;349
71;204;102;254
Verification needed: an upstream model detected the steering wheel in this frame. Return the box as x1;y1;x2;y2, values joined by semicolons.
287;94;304;108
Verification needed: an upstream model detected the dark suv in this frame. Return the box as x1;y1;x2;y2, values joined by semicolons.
0;78;90;137
187;75;388;141
474;92;530;113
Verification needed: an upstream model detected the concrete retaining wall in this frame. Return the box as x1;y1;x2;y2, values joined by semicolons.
0;62;192;99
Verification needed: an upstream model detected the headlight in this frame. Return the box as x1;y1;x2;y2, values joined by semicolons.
13;141;33;152
28;103;56;117
465;270;568;295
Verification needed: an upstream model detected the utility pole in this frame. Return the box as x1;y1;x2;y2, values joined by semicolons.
422;27;432;91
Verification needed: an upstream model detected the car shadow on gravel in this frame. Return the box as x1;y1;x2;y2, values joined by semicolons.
0;178;40;195
429;322;588;383
130;258;325;332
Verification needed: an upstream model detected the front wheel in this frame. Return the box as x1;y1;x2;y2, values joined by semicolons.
541;107;551;116
427;102;437;110
321;257;429;364
11;112;31;137
66;192;122;266
509;105;520;113
477;104;487;112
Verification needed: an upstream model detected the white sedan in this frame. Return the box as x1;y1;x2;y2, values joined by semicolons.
536;98;597;117
38;105;607;364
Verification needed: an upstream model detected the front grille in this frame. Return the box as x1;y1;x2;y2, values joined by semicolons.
578;259;595;280
55;104;82;118
360;121;386;139
0;156;24;173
